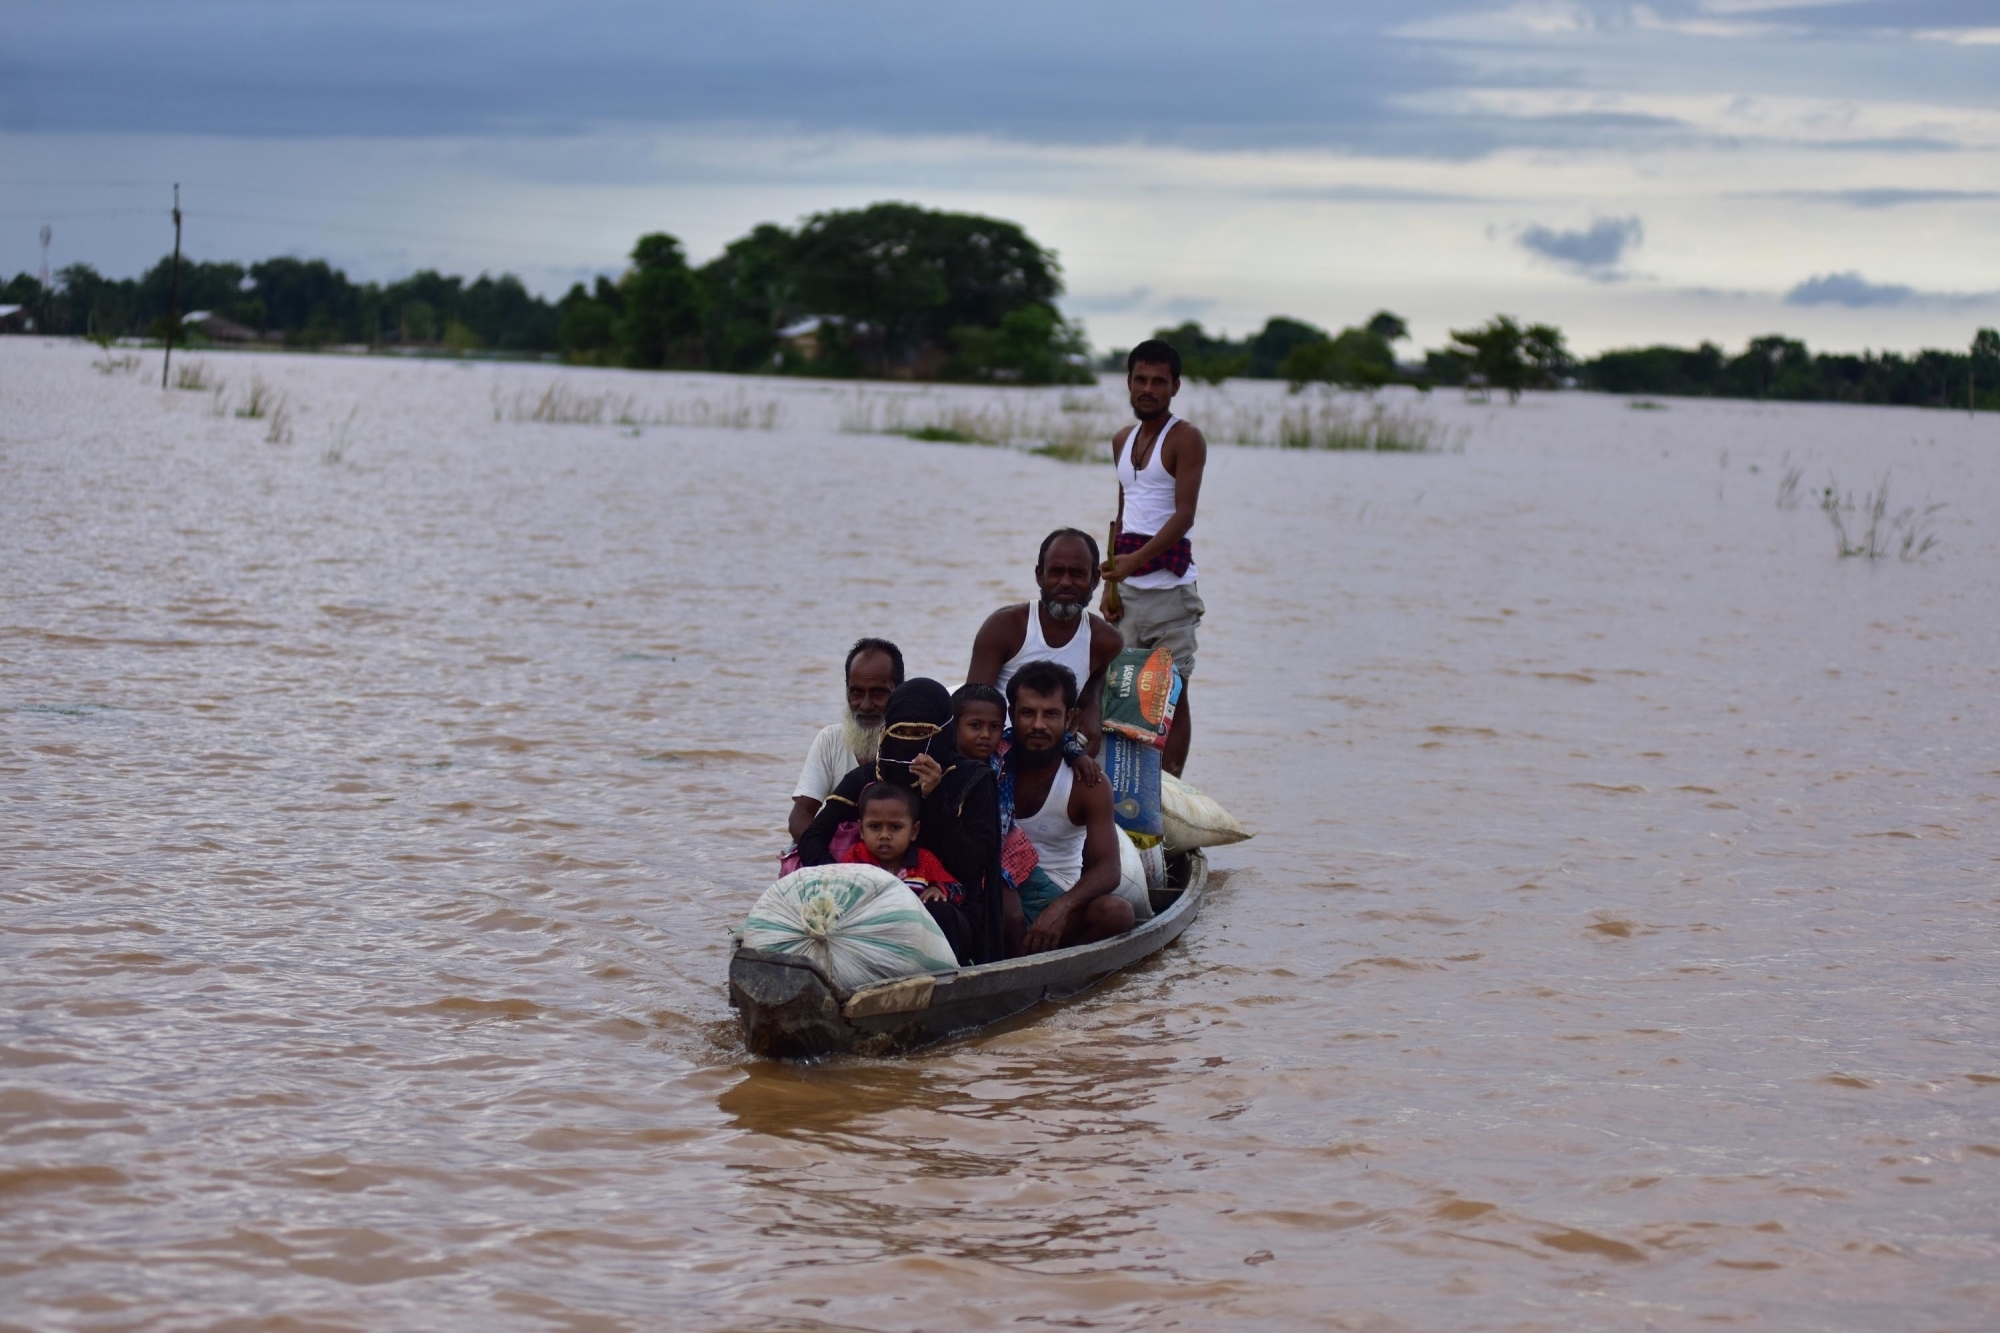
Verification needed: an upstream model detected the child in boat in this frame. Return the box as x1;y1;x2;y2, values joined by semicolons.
842;781;973;960
954;683;1044;952
843;781;962;903
952;683;1007;767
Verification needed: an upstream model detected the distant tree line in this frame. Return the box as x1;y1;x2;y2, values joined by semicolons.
2;256;559;353
9;203;1996;407
1118;314;2000;410
1579;331;2000;410
0;201;1091;385
1125;312;1574;400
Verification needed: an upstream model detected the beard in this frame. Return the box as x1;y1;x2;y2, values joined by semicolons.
1013;731;1063;766
1042;595;1088;622
841;709;883;764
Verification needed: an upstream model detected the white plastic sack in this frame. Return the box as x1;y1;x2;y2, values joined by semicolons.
1160;772;1251;854
1115;830;1157;923
739;864;959;992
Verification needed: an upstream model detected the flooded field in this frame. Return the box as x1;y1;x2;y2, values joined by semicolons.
3;340;1997;1330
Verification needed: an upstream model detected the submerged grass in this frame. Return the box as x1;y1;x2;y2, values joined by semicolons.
840;385;1456;461
1222;392;1463;453
173;360;215;392
496;381;781;430
323;405;358;464
1775;464;1806;510
1819;473;1944;561
840;390;1118;463
264;395;294;445
236;376;276;420
903;424;981;444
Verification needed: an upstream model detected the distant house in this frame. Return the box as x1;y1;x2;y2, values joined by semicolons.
777;315;827;361
775;315;916;373
181;310;259;344
0;304;32;334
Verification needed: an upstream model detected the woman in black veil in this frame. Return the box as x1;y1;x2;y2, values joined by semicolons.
797;678;1004;965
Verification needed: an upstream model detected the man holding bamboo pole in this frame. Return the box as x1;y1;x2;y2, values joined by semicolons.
1101;339;1206;776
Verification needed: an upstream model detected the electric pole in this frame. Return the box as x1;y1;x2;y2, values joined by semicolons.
38;224;50;334
162;184;182;390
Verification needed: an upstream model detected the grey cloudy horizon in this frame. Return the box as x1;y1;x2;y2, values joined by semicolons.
5;0;1998;354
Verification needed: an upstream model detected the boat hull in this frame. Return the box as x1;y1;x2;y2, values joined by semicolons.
730;849;1209;1059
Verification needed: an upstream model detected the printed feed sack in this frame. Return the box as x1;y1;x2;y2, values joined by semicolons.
1100;646;1182;749
1104;730;1164;843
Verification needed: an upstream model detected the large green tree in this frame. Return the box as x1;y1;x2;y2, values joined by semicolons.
1245;317;1330;378
1153;320;1249;385
617;233;706;369
948;303;1091;384
787;203;1063;373
1281;325;1397;390
1449;316;1530;401
697;223;798;373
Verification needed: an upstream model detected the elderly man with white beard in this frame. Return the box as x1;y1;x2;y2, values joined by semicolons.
786;637;903;842
966;529;1123;754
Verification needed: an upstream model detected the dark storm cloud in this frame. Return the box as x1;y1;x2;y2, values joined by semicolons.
1760;188;2000;208
1787;272;1917;307
4;0;1988;168
1518;216;1643;280
1785;272;2000;308
2;0;1479;151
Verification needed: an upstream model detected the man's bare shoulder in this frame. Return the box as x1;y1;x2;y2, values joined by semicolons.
974;603;1032;647
968;604;1033;683
1069;760;1116;821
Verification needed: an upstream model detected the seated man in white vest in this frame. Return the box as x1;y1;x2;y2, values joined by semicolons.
966;528;1125;755
787;637;902;841
1002;661;1134;954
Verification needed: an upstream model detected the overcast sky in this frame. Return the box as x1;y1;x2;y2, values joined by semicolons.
5;0;1997;354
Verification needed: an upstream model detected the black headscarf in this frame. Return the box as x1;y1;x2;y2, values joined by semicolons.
872;678;958;785
797;677;1005;963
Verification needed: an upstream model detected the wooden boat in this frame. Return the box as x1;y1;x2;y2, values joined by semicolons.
729;850;1209;1059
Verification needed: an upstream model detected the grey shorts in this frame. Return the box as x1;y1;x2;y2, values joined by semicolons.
1117;581;1204;680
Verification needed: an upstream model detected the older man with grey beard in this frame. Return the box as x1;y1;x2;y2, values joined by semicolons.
965;528;1123;754
787;637;903;841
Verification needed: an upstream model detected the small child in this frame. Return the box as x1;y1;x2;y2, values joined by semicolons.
841;781;963;907
952;683;1043;907
951;682;1007;767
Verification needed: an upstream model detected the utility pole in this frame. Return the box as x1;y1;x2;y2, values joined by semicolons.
162;184;182;390
37;224;50;333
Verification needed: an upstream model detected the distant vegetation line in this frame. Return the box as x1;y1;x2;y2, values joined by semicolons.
1151;314;2000;413
6;198;1996;409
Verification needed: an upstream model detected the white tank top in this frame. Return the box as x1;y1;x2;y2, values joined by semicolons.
994;604;1095;704
1015;758;1085;890
1115;414;1197;589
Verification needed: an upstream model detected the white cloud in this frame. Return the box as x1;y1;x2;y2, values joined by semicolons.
1911;27;2000;46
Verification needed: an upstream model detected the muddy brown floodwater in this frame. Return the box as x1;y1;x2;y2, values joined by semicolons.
4;342;1998;1331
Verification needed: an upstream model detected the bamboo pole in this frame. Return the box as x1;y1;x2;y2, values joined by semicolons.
1103;519;1122;620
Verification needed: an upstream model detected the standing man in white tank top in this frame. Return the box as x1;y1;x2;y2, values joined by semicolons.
965;528;1125;754
1101;338;1207;776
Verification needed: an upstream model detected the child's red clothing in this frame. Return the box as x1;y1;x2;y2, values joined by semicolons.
843;842;965;906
